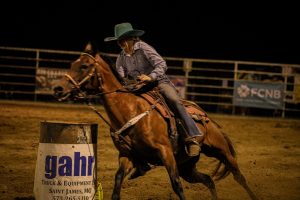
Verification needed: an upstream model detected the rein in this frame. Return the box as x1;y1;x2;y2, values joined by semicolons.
94;87;131;96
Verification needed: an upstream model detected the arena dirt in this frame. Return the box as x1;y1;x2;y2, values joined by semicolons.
0;100;299;200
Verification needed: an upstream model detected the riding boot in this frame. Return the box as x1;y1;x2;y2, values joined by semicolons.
178;107;205;157
184;135;203;157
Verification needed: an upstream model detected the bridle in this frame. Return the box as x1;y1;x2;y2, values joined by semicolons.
64;53;101;90
59;53;104;101
64;67;96;90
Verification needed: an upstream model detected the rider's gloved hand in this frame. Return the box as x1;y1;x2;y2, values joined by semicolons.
137;74;153;82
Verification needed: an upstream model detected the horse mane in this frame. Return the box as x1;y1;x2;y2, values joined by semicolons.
82;41;124;85
98;53;125;84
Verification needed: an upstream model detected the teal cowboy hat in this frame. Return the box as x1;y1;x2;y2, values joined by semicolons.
104;22;145;42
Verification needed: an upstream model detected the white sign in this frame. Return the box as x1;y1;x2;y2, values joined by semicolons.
34;143;97;200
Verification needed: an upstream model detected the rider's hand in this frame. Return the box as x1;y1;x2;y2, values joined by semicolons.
137;74;153;82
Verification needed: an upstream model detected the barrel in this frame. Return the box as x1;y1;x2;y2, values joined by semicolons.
33;121;98;200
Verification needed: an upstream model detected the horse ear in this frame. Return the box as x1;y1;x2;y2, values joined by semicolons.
84;41;99;56
83;42;94;55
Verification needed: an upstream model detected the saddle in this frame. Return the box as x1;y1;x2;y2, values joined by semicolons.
141;90;209;124
139;87;210;154
126;82;209;123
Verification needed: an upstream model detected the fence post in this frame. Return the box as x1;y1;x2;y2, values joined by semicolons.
183;59;192;99
282;65;289;118
34;50;40;102
232;62;238;115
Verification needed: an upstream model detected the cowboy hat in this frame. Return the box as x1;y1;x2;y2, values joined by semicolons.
104;22;145;42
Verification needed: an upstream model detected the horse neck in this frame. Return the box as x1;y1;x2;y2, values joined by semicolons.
98;61;122;92
97;61;141;128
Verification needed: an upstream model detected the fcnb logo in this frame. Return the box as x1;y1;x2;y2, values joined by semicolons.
237;84;251;98
237;84;281;99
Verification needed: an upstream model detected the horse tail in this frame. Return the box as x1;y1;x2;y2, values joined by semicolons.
211;131;236;181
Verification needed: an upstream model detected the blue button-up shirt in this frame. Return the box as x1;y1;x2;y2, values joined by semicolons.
116;40;170;83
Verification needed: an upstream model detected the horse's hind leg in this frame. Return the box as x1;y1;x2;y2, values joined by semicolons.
224;153;258;200
112;156;134;200
179;163;217;200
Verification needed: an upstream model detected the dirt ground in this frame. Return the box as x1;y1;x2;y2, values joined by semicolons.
0;100;300;200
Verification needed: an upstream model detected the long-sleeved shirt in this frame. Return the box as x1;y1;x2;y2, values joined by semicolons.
116;40;170;83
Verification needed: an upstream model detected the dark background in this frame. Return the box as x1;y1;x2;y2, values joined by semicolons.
0;1;299;64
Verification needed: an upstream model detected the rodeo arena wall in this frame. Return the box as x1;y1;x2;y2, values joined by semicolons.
0;46;300;119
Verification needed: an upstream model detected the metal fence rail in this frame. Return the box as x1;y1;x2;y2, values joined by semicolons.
0;46;299;118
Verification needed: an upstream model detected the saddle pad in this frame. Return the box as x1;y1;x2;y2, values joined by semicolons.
140;92;209;123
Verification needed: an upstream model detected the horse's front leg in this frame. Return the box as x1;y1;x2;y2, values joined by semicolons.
158;145;186;200
112;156;134;200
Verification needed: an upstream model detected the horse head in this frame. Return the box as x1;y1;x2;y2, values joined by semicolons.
53;43;116;101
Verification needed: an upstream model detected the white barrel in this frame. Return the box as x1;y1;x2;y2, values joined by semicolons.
34;121;98;200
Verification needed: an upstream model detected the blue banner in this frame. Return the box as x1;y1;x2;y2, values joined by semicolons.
233;81;284;109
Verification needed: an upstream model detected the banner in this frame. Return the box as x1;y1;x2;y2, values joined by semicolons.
36;68;68;94
233;81;284;109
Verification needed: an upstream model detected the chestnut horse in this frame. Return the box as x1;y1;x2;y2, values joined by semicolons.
53;44;258;200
